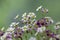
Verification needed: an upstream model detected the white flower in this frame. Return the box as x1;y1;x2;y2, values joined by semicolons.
36;5;42;11
21;13;28;23
44;17;54;23
21;25;28;31
22;12;27;18
10;22;19;27
10;22;16;27
29;12;35;16
41;26;46;31
6;27;15;32
37;26;46;32
21;17;28;23
54;25;60;30
41;8;48;13
55;34;60;38
49;19;54;23
14;15;19;19
28;12;36;18
45;8;48;12
54;22;60;30
21;19;26;22
29;37;36;40
35;26;46;36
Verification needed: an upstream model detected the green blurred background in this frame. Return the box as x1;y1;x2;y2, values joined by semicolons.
0;0;60;28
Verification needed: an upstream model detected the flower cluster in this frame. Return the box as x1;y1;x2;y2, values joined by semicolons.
0;6;60;40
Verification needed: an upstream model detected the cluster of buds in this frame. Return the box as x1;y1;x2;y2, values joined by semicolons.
21;12;36;24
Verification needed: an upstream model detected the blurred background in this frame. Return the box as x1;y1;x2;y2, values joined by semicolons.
0;0;60;28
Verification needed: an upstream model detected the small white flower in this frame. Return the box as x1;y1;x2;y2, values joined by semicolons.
35;26;46;36
10;22;16;27
10;22;19;27
37;27;43;32
29;12;35;15
21;19;26;22
49;19;54;23
41;8;48;13
21;25;28;31
54;25;60;30
14;15;19;19
6;27;15;32
36;5;42;11
37;26;46;32
55;34;60;38
27;15;31;17
22;12;27;18
28;12;36;18
21;17;28;23
29;37;36;40
45;17;54;23
42;27;46;31
45;8;48;12
54;22;60;30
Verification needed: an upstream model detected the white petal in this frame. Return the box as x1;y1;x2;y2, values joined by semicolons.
22;12;27;17
6;27;15;32
49;38;53;40
44;17;51;19
41;27;46;31
54;26;60;30
35;32;38;36
56;22;60;25
55;34;60;38
10;22;16;27
36;5;42;11
37;27;43;33
14;15;19;19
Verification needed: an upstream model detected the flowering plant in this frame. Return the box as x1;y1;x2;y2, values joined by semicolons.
0;6;60;40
